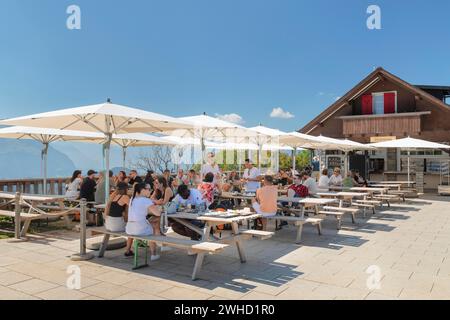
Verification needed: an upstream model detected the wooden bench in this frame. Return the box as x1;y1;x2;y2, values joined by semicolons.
351;202;376;216
239;229;274;240
373;194;401;207
91;227;229;280
323;206;359;224
266;215;323;243
0;210;42;236
317;210;345;229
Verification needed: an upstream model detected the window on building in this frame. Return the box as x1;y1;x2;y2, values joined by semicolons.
361;91;397;115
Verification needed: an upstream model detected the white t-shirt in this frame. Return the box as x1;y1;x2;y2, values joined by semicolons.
201;163;220;177
65;178;82;199
128;197;154;223
243;167;261;192
318;175;330;189
172;188;205;206
303;177;318;195
329;174;343;187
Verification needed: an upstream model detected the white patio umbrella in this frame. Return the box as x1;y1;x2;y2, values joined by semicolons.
370;137;450;185
248;125;287;170
0;126;104;194
159;113;251;178
313;135;375;174
111;133;179;169
279;132;337;172
0;101;193;201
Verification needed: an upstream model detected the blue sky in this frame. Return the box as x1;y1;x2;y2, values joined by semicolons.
0;1;449;136
1;0;450;132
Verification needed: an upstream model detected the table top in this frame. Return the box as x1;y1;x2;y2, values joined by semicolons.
351;187;388;192
369;181;415;185
169;211;261;224
278;196;337;205
0;192;67;202
370;184;402;188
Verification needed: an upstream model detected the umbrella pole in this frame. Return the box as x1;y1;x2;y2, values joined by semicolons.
104;134;112;203
122;146;127;169
42;143;49;194
407;150;411;188
258;144;262;171
292;148;296;174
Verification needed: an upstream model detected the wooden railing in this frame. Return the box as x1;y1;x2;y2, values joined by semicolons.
339;111;430;137
0;177;71;195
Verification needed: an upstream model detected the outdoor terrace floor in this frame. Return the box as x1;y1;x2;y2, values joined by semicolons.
1;195;450;300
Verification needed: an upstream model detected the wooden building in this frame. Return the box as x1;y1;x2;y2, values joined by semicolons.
300;67;450;189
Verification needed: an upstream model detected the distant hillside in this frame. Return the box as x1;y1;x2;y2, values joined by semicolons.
0;140;76;179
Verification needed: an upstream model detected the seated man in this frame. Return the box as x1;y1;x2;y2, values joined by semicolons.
168;184;206;241
301;171;318;196
251;175;278;231
287;174;309;198
352;170;368;187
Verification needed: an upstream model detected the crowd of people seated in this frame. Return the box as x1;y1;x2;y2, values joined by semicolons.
65;156;369;250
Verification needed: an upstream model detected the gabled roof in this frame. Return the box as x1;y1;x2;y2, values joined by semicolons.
300;67;450;134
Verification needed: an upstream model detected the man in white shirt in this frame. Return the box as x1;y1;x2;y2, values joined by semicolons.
201;152;221;181
242;159;261;192
301;171;318;195
172;185;205;207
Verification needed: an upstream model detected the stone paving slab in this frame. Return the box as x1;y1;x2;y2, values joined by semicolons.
0;195;450;300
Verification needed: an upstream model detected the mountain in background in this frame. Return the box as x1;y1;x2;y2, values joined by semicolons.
0;140;76;179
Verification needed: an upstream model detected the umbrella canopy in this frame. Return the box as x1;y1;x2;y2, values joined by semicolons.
0;101;193;201
314;135;374;151
160;113;252;177
370;137;450;184
0;126;104;194
247;125;288;170
369;137;450;150
0;102;192;133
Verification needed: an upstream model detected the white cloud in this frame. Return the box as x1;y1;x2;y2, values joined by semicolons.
215;113;245;124
270;107;295;119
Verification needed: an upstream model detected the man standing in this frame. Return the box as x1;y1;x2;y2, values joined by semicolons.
242;159;261;192
201;152;221;182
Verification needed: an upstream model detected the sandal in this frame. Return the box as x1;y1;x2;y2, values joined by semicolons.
124;250;134;257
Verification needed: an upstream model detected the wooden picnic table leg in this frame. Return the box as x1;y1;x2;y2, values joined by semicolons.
295;222;304;244
192;252;205;281
231;221;246;263
20;218;31;237
98;234;110;258
59;200;71;229
201;223;212;241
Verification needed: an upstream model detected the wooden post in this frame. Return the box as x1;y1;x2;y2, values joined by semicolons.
14;192;21;239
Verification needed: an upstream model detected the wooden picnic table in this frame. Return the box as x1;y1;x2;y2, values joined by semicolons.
0;192;71;236
277;196;337;218
369;183;402;191
167;211;264;264
317;191;369;207
350;187;389;195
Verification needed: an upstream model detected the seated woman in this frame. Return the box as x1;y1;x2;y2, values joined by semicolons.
66;170;83;200
151;176;174;206
114;170;128;187
125;183;162;261
251;175;278;230
104;182;129;232
343;171;355;188
329;167;343;187
352;170;368;187
318;168;330;190
198;172;221;209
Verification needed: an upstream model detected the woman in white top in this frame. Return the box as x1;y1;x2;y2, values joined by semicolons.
328;167;343;187
125;182;162;261
318;168;331;190
65;170;82;199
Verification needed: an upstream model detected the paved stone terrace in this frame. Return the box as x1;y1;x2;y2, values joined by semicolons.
1;195;450;300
